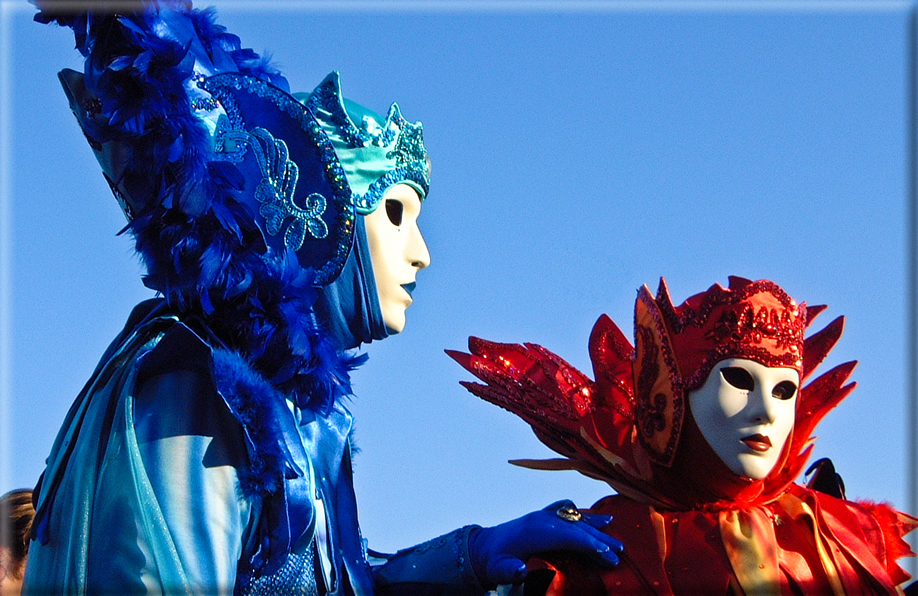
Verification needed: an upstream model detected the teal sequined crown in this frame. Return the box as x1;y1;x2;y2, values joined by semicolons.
301;72;430;215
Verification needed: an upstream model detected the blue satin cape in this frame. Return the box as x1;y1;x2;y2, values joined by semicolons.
24;300;373;595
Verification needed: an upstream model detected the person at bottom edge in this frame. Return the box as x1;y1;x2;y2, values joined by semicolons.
451;276;917;595
1;490;34;596
24;2;622;595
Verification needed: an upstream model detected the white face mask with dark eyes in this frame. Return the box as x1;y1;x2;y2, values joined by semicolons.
362;183;430;334
688;358;799;480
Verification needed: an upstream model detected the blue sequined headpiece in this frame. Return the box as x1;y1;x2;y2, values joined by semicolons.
55;11;428;286
197;71;429;283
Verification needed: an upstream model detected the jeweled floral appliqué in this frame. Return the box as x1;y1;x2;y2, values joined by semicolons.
246;127;329;249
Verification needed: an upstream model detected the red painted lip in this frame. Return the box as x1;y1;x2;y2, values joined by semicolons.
741;434;772;453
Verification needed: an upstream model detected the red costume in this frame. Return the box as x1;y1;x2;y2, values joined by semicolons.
450;276;916;595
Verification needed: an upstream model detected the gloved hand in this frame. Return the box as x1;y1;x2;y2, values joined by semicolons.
467;500;623;586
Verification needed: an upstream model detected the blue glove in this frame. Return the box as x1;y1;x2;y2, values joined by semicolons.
468;500;623;586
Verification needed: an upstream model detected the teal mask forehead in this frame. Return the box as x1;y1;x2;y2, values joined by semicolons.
301;72;430;215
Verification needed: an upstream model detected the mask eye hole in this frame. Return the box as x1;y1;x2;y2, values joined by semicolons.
772;380;798;400
721;367;754;391
385;199;404;226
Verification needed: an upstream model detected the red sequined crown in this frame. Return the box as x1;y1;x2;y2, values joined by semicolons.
654;276;806;391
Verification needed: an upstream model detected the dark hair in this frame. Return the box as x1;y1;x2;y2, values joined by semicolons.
1;489;34;579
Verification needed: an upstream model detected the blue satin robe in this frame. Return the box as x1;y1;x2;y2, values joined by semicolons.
23;301;483;595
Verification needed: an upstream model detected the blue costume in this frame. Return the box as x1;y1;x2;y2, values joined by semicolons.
26;297;482;594
25;3;623;594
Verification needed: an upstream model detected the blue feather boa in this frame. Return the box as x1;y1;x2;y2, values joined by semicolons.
34;1;361;413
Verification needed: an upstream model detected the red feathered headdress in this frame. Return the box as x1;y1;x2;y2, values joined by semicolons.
448;276;853;510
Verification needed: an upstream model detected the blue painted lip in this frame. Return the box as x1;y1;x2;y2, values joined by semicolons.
401;282;416;297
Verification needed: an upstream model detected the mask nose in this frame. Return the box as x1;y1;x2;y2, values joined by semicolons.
746;387;778;425
408;226;430;270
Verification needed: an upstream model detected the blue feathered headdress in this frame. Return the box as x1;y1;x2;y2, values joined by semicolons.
33;0;373;412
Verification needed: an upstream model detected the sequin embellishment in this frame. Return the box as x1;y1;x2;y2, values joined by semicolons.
236;127;329;248
240;551;319;596
386;119;426;167
208;95;331;248
202;73;356;285
706;304;802;353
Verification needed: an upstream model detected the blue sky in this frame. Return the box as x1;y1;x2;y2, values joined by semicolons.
2;0;915;575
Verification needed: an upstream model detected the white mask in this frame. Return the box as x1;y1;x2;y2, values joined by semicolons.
688;358;798;480
363;183;430;334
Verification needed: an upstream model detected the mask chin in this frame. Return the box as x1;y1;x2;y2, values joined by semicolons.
663;406;764;506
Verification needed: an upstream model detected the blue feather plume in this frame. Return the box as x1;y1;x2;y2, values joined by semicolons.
35;0;359;418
